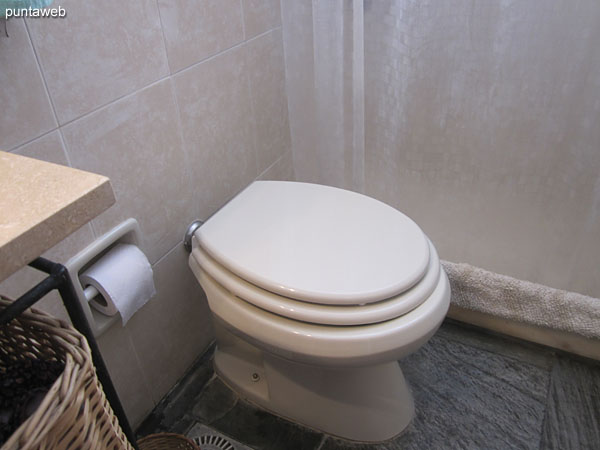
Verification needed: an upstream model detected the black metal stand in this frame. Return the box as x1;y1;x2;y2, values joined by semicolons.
0;257;139;450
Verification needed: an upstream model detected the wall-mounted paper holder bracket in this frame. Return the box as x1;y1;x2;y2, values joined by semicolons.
65;218;143;338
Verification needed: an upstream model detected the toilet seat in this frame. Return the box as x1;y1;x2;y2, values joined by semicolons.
190;239;441;325
191;256;450;366
197;181;430;305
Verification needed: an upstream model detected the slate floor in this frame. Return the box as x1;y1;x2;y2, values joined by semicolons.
137;320;600;450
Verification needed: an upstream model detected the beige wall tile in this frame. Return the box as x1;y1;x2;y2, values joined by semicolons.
246;29;290;173
0;132;95;323
98;323;154;428
11;130;66;164
158;0;243;73
127;245;213;403
27;0;169;124
61;80;192;264
243;0;281;39
0;19;56;151
174;46;258;219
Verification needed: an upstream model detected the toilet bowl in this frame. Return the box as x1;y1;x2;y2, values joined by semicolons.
188;181;450;442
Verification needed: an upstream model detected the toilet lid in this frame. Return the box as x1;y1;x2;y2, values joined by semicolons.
197;181;430;305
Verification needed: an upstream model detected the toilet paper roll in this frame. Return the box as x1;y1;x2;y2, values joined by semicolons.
80;243;156;325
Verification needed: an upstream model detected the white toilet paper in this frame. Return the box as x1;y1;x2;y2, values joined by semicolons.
80;243;156;325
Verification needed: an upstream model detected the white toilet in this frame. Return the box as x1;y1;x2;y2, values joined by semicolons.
188;181;450;442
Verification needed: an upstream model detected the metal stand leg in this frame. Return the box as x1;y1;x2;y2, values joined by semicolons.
0;257;139;449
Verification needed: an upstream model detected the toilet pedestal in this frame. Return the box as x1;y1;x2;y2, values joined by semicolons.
214;323;415;442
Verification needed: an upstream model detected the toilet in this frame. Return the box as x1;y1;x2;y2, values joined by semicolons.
188;181;450;442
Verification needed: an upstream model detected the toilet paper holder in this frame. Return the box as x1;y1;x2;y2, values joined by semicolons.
65;218;144;337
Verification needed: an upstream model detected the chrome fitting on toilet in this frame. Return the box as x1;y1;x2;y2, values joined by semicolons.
184;220;204;252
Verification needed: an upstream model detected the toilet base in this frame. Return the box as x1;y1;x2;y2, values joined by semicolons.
213;324;415;442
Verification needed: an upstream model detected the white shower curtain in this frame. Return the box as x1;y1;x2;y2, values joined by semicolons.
281;0;366;192
281;0;600;302
281;0;409;195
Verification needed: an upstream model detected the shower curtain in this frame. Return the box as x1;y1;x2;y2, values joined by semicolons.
281;0;366;192
281;0;410;195
280;0;600;339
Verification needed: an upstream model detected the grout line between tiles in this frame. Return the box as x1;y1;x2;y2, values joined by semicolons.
315;435;327;450
536;359;557;450
170;27;279;78
87;219;100;240
151;239;182;269
243;33;260;179
164;72;192;211
257;151;285;180
55;125;74;169
154;0;174;75
239;0;247;40
279;0;293;164
8;127;58;153
22;17;59;130
55;75;173;129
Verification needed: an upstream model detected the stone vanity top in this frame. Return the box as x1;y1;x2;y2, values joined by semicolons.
0;151;115;283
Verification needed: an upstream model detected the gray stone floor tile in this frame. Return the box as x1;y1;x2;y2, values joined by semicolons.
137;322;600;450
437;320;556;370
209;398;323;450
399;336;550;449
192;376;238;423
540;356;600;450
321;335;550;450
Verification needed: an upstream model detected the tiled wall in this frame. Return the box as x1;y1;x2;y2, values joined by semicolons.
0;0;291;427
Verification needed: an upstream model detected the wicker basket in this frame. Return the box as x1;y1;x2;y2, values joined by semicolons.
0;296;135;450
138;433;200;450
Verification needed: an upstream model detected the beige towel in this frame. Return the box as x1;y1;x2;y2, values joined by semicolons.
442;261;600;339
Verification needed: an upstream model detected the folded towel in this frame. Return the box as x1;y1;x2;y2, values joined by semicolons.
442;260;600;339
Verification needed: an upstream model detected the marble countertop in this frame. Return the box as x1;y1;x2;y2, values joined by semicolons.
0;151;115;283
